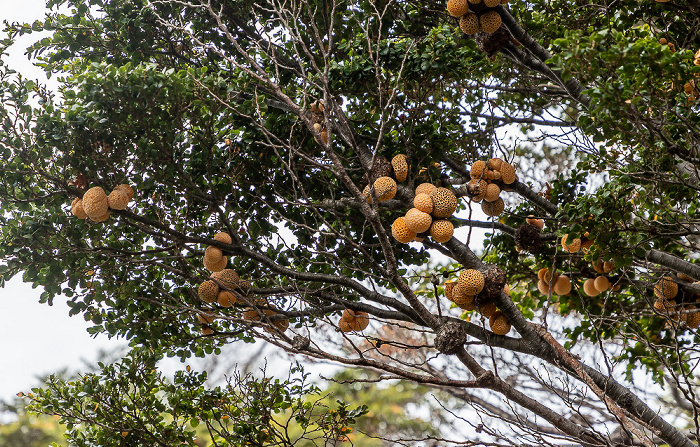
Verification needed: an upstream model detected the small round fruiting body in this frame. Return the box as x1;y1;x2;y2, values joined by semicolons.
369;176;397;203
478;302;498;318
538;279;552;295
458;300;477;311
458;269;485;295
415;183;437;196
451;285;474;305
340;309;370;331
339;319;352;332
653;298;676;313
539;268;558;285
214;232;233;244
430;220;454;243
677;272;694;283
204;246;223;264
484;183;501;202
487;158;503;170
430;188;458;218
82;186;109;220
489;311;511;335
342;308;358;323
481;198;504;217
459;13;479;35
204;255;228;272
561;234;582;253
686;306;700;329
444;281;456;301
583;278;600;296
107;189;130;210
603;261;615;273
391;154;409;182
198;280;220;303
392;217;416;244
470;160;486;179
71;198;88;219
450;283;467;302
413;193;434;214
593;276;610;293
218;290;238;307
114;184;134;201
243;300;272;321
353;311;370;331
499;162;516;184
467;179;487;202
211;269;240;289
404;208;433;233
553;275;572;295
447;0;470;17
271;317;290;332
654;276;678;300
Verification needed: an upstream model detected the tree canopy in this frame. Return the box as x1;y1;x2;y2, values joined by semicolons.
1;0;699;445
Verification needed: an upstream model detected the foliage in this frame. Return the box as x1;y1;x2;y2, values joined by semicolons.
20;349;367;446
1;0;700;445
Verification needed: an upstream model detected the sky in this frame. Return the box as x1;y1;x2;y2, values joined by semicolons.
0;0;128;405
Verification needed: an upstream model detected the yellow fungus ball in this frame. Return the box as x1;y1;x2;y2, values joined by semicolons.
391;217;416;244
404;208;433;233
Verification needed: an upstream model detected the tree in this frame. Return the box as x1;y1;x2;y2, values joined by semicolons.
1;0;699;445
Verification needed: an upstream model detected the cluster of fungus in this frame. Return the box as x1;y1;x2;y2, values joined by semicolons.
658;37;676;52
198;268;288;334
195;231;289;334
338;309;370;333
537;268;572;296
71;184;134;222
447;0;508;35
466;157;516;217
560;232;595;254
444;268;512;335
309;100;329;144
392;182;458;244
198;268;248;308
203;232;233;272
362;154;408;204
653;274;700;329
582;259;618;297
244;298;290;333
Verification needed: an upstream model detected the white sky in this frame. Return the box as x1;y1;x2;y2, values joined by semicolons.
0;0;127;405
